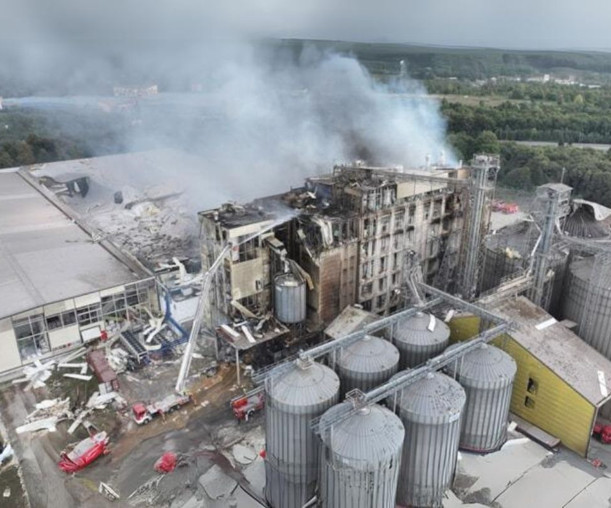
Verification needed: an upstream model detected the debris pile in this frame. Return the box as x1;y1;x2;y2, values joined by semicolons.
16;398;71;434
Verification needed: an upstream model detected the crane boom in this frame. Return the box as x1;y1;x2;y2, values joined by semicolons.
175;244;230;393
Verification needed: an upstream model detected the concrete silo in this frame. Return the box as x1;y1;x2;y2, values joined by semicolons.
393;312;450;369
318;402;405;508
446;343;517;452
391;371;466;508
334;335;400;397
264;359;340;508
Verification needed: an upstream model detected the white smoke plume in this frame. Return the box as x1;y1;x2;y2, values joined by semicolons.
116;43;456;208
1;42;455;211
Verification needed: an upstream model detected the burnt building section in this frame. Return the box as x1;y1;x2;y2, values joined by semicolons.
295;164;469;321
198;158;496;355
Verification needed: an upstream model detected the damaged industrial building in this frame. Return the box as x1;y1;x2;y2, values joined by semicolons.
202;156;497;365
2;149;611;508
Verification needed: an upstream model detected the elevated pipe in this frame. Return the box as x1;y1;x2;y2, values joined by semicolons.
312;322;510;435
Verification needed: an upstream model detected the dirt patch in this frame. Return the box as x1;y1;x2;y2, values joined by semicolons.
0;465;28;508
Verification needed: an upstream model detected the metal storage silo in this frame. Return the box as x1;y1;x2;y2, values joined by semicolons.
334;335;400;397
480;222;534;293
446;343;517;452
318;402;405;508
393;371;466;508
274;273;307;324
393;312;450;369
563;256;611;360
479;222;568;315
264;359;340;508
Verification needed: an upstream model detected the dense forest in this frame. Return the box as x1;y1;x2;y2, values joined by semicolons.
278;40;611;82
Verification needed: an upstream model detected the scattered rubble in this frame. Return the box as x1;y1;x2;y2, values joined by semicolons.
63;373;93;381
98;482;120;501
12;360;54;390
198;464;238;500
232;443;257;465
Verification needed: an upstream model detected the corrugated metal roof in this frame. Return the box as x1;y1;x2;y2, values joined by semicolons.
394;312;450;347
446;343;516;385
0;172;140;320
320;402;404;466
266;360;340;410
489;296;611;406
337;335;399;374
395;371;465;420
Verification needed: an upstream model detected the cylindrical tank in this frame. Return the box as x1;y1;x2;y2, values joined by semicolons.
393;371;466;508
318;402;405;508
334;335;400;397
393;312;450;369
563;256;611;360
274;273;306;324
264;359;340;508
479;223;568;315
445;343;517;452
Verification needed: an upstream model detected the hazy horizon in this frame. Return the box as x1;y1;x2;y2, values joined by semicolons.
4;1;611;52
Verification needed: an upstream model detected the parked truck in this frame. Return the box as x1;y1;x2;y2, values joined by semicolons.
593;421;611;444
231;392;265;422
58;431;109;473
132;393;192;424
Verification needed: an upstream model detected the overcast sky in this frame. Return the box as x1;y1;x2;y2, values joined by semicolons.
3;0;610;51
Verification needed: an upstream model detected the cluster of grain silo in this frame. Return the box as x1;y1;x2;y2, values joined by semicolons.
563;256;611;360
318;402;404;508
264;324;520;507
393;312;450;368
389;371;466;508
446;343;517;452
333;335;400;397
264;359;339;508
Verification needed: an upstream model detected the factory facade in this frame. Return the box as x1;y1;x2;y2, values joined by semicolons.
199;157;498;343
0;169;158;377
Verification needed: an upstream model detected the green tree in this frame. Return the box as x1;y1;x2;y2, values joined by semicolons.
474;130;501;154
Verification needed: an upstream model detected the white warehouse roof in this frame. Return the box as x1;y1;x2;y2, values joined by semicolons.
0;170;142;320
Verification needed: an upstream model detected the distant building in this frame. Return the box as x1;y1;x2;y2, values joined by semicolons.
113;84;158;98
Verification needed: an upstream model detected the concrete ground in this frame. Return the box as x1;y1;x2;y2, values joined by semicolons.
0;349;266;508
3;346;611;508
450;436;611;508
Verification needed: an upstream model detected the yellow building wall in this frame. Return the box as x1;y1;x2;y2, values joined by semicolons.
448;315;595;457
499;338;595;457
447;314;480;343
